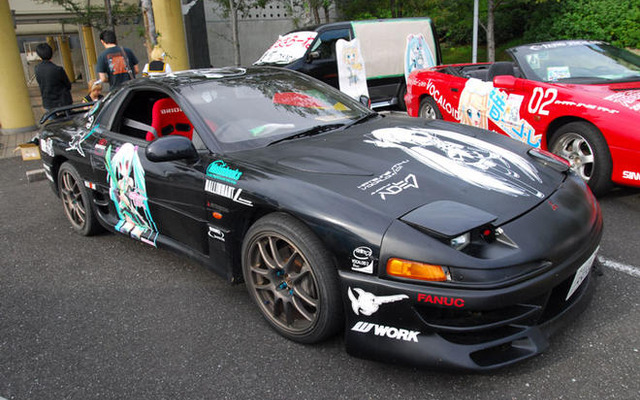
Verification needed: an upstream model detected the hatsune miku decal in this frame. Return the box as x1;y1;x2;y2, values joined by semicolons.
404;33;435;83
365;127;544;198
105;143;159;246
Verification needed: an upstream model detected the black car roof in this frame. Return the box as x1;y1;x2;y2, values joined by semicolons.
128;66;291;89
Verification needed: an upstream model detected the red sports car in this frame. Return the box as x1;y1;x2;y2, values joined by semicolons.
405;40;640;195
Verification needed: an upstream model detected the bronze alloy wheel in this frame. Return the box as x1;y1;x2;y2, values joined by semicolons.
245;232;320;334
57;162;101;236
242;213;342;343
59;167;87;230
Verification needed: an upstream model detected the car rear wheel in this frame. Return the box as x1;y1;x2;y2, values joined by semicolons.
241;213;342;344
549;121;612;196
58;162;101;236
419;96;442;120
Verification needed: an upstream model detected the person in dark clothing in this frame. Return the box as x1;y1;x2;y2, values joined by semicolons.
34;43;73;112
96;30;139;90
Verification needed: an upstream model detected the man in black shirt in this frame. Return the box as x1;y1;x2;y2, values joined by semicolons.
96;30;139;90
34;43;73;112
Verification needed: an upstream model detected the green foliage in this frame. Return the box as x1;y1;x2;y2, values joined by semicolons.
36;0;140;28
523;0;640;48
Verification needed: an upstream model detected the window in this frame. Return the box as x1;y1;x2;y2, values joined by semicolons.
310;29;351;60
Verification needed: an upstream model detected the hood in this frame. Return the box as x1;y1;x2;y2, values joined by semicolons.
241;116;566;227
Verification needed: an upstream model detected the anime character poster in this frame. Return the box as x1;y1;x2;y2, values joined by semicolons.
336;38;369;101
105;143;159;246
404;33;436;83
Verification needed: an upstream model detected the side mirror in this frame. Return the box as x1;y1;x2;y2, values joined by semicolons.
493;75;518;90
306;51;320;63
146;135;198;162
358;95;371;108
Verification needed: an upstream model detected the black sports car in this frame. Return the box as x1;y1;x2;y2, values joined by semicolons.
38;67;602;371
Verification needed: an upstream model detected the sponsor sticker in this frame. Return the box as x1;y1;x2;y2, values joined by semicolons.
417;293;464;308
351;246;374;274
40;138;54;157
208;226;226;242
205;179;253;206
351;321;419;343
348;287;408;316
371;173;418;200
206;160;243;184
358;160;409;191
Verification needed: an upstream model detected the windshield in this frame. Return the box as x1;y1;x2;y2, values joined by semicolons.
181;69;371;152
255;31;317;65
511;41;640;84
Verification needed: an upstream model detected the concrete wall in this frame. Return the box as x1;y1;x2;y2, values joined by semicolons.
204;2;297;67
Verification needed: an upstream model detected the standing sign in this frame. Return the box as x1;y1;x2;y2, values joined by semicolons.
404;33;436;83
336;38;369;101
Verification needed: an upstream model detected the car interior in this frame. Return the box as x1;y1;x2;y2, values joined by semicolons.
113;89;195;143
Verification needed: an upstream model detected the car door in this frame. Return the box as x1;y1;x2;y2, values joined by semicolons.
89;88;210;253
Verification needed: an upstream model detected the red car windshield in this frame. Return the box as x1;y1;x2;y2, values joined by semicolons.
510;41;640;84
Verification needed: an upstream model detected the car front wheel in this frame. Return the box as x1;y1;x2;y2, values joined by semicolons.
419;96;442;120
241;213;342;344
549;121;612;196
57;162;102;235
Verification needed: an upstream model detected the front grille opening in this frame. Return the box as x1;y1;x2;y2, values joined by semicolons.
539;272;588;323
470;337;537;367
415;300;544;331
440;325;525;345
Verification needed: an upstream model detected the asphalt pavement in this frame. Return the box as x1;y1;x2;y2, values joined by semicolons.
1;156;639;400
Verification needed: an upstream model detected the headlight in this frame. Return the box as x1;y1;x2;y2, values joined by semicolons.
450;232;470;250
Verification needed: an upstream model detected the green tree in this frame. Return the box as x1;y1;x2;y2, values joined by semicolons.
523;0;640;48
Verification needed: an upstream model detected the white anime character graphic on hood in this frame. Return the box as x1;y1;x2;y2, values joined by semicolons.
365;127;544;198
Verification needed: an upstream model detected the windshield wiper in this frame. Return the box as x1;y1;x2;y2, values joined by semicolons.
267;123;345;146
346;112;379;127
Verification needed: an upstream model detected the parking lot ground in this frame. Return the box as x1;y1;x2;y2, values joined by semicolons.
1;156;639;400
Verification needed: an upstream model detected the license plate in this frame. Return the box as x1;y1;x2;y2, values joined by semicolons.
566;247;599;300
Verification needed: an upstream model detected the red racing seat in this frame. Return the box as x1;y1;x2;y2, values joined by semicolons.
146;97;193;141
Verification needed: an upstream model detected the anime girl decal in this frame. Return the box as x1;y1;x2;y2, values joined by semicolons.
404;33;436;83
458;78;492;129
105;143;159;246
365;127;544;198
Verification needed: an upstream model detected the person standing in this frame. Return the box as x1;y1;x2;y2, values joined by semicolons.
142;46;172;77
96;30;139;90
34;43;73;112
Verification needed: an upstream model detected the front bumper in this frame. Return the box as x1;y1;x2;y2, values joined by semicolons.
338;240;599;371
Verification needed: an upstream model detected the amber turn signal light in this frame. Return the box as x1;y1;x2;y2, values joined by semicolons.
387;258;450;282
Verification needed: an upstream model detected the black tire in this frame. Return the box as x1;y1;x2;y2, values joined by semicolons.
241;213;343;344
57;162;102;236
397;83;407;111
549;121;613;196
418;96;442;120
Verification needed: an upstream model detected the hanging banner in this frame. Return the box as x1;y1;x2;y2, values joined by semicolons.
404;33;436;83
336;38;369;101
